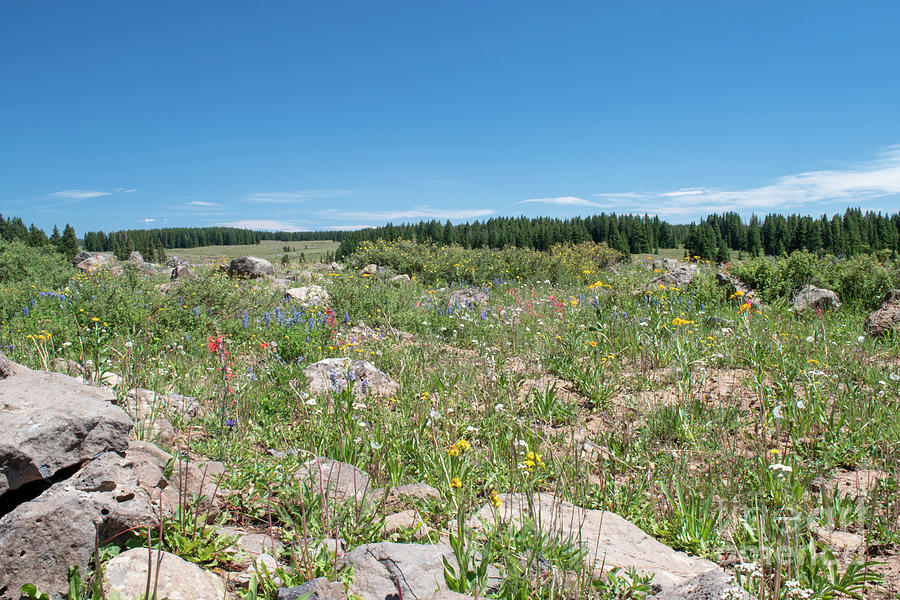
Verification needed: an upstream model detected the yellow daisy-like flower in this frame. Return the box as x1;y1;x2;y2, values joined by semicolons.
91;317;100;322
489;490;502;508
447;444;460;457
450;477;462;489
456;439;471;452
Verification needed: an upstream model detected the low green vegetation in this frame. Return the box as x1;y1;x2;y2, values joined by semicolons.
2;237;899;599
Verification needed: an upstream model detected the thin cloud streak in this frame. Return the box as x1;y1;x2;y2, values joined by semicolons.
221;219;307;232
48;189;112;199
247;190;353;203
516;196;601;207
186;200;222;207
336;208;495;221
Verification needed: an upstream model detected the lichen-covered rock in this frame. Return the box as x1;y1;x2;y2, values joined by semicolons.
228;256;275;278
792;285;841;312
865;289;900;337
303;358;399;398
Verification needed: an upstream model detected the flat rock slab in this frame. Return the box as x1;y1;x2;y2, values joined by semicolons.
104;548;225;600
0;360;132;497
468;493;716;589
295;458;372;503
650;569;747;600
338;542;455;600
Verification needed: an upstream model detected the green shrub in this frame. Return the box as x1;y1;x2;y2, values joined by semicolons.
0;240;73;288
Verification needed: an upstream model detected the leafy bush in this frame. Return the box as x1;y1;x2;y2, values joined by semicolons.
347;239;621;285
0;240;73;288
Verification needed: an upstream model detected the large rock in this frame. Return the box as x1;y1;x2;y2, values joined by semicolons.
865;289;900;337
125;387;201;419
172;265;192;280
715;273;764;310
304;358;399;398
360;264;379;276
104;548;225;600
127;250;144;264
0;438;221;598
650;569;747;600
0;358;132;498
276;577;346;600
372;483;442;514
286;285;331;308
0;486;111;599
468;493;716;589
295;458;371;503
792;285;841;312
228;256;275;278
448;288;488;307
74;253;118;272
338;542;456;600
646;264;698;291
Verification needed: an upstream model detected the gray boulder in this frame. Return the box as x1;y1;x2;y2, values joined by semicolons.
372;482;442;514
286;285;331;308
715;273;764;310
390;274;411;285
73;253;118;272
792;285;841;312
228;256;275;278
645;264;698;292
104;548;225;600
468;493;717;590
0;358;132;498
650;569;747;600
337;542;456;600
865;289;900;337
295;457;371;503
303;358;399;399
360;264;379;276
276;577;346;600
127;250;144;264
172;265;192;280
448;288;488;306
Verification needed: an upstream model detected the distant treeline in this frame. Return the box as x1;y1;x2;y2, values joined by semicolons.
336;214;681;259
684;209;900;262
0;214;79;260
336;210;900;261
80;227;356;263
3;208;899;267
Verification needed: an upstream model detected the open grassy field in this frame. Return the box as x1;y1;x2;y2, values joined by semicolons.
167;239;340;264
2;238;899;599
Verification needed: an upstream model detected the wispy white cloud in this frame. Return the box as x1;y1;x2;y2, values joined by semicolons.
221;219;307;232
425;179;458;185
247;190;353;203
323;224;374;231
333;207;496;221
516;195;601;207
186;200;222;207
139;218;155;223
48;189;112;199
591;146;900;220
114;188;137;193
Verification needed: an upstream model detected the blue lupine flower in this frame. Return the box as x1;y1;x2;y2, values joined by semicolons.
242;310;249;328
225;418;237;429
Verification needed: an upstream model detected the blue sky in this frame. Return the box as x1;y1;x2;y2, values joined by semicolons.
2;1;900;234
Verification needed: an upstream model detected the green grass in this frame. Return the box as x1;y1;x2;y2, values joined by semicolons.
167;239;340;264
3;239;899;600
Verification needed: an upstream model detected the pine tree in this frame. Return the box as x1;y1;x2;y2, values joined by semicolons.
60;224;79;259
